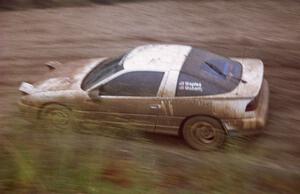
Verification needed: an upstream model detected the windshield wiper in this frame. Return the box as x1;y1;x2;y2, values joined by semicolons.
204;61;247;83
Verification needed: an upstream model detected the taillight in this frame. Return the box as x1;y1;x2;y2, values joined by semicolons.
245;96;259;112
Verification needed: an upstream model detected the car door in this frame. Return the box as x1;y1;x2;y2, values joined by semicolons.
86;71;166;132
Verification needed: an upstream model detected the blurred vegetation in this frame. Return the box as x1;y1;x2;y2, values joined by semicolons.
0;0;139;10
0;114;299;194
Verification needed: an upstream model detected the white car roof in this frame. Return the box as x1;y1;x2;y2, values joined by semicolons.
122;44;192;72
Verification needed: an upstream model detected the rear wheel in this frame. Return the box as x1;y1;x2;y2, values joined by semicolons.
182;116;226;150
39;104;72;132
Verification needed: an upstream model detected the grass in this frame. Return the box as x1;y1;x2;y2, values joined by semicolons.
0;116;161;194
0;113;299;194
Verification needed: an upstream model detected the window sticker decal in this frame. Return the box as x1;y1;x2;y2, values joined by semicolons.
178;81;203;92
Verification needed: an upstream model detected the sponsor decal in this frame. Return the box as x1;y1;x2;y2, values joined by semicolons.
178;81;203;92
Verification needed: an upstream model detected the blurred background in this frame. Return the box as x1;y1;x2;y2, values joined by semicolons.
0;0;300;193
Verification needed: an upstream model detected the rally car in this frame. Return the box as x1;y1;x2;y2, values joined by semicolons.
19;44;269;150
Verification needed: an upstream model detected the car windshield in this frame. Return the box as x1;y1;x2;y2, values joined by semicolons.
81;55;125;90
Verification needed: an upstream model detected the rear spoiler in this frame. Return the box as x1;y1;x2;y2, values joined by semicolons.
230;58;264;98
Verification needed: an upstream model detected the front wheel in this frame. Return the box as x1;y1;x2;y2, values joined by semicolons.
38;104;72;132
182;117;226;150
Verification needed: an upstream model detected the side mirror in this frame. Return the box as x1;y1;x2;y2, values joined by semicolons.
88;85;106;101
87;89;100;101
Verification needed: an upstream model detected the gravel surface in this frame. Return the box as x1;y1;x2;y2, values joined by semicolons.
0;0;300;193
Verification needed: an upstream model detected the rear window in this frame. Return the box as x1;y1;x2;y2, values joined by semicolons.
176;48;242;96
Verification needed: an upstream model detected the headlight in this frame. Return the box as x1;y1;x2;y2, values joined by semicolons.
19;82;39;95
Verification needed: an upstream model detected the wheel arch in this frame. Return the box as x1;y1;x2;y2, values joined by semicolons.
178;114;228;137
37;102;71;119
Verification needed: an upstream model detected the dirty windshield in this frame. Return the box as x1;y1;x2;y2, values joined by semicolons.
81;55;125;90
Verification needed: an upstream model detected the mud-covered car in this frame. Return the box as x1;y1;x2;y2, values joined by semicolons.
19;44;269;150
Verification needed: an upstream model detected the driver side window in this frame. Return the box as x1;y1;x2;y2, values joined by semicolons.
99;71;164;97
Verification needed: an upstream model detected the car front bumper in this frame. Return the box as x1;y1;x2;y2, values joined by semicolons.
222;79;269;136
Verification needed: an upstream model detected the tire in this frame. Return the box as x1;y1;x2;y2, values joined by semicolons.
182;116;226;150
38;104;72;132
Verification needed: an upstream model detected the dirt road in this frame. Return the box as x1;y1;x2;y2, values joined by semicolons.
0;0;300;193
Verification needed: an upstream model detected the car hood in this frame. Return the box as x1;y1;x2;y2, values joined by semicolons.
19;58;106;94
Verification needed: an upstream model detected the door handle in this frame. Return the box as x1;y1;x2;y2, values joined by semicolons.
149;104;161;110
